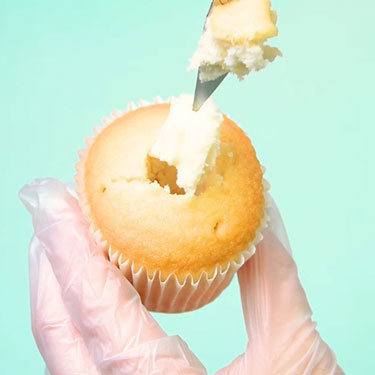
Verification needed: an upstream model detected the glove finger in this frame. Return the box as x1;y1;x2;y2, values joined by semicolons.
239;227;313;343
29;236;99;375
20;179;165;359
220;200;343;374
21;178;206;375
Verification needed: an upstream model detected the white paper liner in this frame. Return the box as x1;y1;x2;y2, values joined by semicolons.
75;97;270;313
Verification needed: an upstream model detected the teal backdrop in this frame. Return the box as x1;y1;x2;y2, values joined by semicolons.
1;0;374;373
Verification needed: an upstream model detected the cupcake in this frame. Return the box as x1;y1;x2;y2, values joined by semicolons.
75;94;268;312
188;0;281;82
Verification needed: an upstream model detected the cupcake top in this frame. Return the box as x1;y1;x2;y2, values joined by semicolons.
188;0;281;82
75;96;265;283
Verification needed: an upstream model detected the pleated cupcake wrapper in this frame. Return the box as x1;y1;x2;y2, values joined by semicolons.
75;97;270;313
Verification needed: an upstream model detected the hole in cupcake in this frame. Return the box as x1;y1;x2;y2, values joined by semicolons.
100;186;107;193
146;155;186;195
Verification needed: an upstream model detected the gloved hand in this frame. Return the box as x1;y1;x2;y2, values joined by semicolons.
216;196;344;375
20;178;344;375
20;178;207;375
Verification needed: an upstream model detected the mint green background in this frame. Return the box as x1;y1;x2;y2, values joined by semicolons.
1;0;374;373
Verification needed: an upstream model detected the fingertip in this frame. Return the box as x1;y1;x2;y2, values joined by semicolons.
20;178;84;233
265;194;292;253
20;177;74;211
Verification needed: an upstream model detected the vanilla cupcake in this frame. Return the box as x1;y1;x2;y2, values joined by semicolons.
75;94;268;312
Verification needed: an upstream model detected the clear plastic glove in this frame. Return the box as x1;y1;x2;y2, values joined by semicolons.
216;196;344;375
20;178;344;375
19;178;207;375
